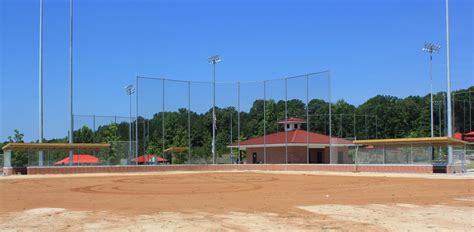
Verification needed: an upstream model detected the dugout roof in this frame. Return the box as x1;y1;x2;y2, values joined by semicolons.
353;137;467;146
2;143;110;151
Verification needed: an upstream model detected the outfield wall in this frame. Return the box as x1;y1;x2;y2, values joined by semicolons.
22;164;438;175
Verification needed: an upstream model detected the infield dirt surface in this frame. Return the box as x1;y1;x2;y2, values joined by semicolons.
0;171;473;231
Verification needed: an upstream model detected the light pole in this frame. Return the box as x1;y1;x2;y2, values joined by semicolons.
68;0;74;166
208;55;221;164
125;85;135;164
422;42;440;138
445;0;454;164
38;0;44;166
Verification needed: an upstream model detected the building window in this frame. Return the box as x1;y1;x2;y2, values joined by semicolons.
295;124;298;129
287;124;290;129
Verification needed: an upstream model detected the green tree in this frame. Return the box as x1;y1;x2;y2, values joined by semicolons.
73;126;94;143
7;130;27;167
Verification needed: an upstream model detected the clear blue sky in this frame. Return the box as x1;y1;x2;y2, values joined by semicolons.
1;0;472;142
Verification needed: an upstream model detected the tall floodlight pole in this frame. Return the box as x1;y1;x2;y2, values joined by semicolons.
208;55;221;164
445;0;453;164
38;0;44;166
422;42;440;138
125;85;135;164
68;0;74;166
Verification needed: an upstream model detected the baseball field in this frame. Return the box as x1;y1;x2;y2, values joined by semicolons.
0;171;473;231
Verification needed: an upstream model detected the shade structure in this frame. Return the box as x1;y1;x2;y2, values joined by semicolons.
54;154;99;165
354;137;468;146
463;131;474;143
131;154;168;163
2;143;110;151
164;147;188;153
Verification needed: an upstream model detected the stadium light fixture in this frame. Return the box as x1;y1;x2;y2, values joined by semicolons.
208;55;221;164
422;42;440;138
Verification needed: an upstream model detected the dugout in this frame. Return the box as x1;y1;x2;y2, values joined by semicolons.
1;143;110;175
353;137;468;173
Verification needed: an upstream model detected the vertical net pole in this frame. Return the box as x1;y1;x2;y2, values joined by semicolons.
188;81;191;163
306;75;309;164
135;77;139;164
230;108;233;164
464;99;467;133
129;95;132;164
237;82;241;163
365;114;368;139
470;91;472;132
328;71;332;164
339;114;343;138
375;115;378;139
285;78;288;165
263;81;267;164
353;113;356;140
162;79;165;162
93;115;96;143
143;117;146;156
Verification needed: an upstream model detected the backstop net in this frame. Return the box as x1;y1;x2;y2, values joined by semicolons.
135;71;343;165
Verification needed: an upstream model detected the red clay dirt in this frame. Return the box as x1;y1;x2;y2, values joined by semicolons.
0;171;473;231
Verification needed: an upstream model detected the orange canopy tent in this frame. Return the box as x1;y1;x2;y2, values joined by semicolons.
131;155;168;163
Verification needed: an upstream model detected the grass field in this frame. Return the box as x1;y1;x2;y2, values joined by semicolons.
0;171;473;231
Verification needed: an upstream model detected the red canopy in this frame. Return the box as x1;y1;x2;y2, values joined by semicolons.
465;131;474;136
54;154;99;165
131;155;168;163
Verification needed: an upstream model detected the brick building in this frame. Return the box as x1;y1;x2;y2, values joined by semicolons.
228;118;354;164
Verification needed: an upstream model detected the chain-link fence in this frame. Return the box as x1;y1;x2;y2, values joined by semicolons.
16;72;467;168
136;72;349;165
24;141;134;167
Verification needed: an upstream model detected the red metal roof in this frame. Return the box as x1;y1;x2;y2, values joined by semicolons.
131;155;168;163
231;129;353;146
54;154;99;165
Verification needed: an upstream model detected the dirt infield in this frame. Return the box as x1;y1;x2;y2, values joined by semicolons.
0;171;473;231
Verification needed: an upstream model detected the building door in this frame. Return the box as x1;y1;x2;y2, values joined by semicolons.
309;149;324;163
252;153;257;164
316;151;323;163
